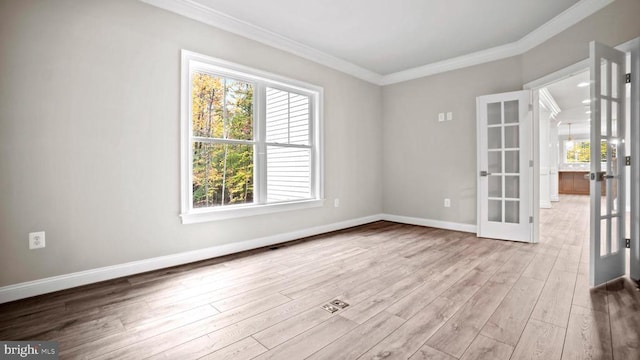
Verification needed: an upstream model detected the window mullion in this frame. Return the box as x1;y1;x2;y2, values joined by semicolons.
192;137;254;145
256;83;267;205
309;99;316;198
287;92;291;143
186;69;195;213
263;142;311;149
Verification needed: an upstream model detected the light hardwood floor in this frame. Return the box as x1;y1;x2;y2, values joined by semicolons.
1;195;639;359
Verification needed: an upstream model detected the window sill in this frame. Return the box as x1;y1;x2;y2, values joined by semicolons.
180;199;325;224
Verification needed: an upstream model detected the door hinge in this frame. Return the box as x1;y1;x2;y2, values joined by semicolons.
626;73;631;83
528;104;533;112
626;156;631;166
626;238;631;248
529;216;534;223
529;160;534;167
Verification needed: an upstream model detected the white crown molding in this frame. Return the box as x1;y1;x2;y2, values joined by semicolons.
381;0;615;85
379;42;522;85
539;88;562;117
517;0;615;53
140;0;382;84
141;0;613;86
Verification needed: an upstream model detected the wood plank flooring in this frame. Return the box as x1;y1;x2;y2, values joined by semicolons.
1;195;639;359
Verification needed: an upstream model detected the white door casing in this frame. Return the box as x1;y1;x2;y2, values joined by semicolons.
629;39;640;281
589;41;627;287
477;90;532;242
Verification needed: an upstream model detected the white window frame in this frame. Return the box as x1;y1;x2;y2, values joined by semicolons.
562;138;591;164
180;50;324;224
561;138;609;165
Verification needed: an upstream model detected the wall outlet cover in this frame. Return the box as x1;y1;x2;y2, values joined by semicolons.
29;231;46;249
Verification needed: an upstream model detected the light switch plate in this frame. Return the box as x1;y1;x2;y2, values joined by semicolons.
438;113;445;122
446;112;453;121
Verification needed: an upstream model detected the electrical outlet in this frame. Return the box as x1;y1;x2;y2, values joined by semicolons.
444;198;451;208
334;198;340;208
446;112;453;121
438;113;445;122
29;231;46;249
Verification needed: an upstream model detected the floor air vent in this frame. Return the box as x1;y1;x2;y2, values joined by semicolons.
330;299;349;308
322;299;349;313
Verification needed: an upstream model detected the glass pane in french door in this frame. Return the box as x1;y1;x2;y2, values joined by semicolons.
486;101;520;223
587;41;629;286
595;51;624;256
505;200;519;223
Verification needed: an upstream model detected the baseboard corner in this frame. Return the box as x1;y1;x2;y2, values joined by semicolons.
380;213;477;234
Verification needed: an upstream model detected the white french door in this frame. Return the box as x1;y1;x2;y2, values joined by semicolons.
477;90;532;242
589;41;627;287
630;38;640;281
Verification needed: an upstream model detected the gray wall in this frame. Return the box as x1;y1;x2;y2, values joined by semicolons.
522;0;640;84
1;0;639;288
382;0;640;226
382;57;523;224
0;0;383;286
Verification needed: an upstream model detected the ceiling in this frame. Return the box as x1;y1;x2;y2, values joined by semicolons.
186;0;579;75
142;0;614;84
547;54;631;137
546;70;591;135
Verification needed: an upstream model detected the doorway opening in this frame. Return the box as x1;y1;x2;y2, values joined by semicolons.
536;69;595;275
527;43;636;286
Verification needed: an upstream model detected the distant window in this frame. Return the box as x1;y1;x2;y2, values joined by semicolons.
564;140;609;163
180;51;323;223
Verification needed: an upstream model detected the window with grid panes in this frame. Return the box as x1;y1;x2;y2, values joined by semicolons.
180;51;323;224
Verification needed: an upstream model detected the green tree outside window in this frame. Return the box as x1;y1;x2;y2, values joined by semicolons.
191;73;254;208
565;140;610;163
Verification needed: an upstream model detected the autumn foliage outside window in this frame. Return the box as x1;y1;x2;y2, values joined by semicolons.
191;73;254;207
565;140;609;163
183;52;321;221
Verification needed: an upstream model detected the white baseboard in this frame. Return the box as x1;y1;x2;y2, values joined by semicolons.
540;200;552;209
381;214;477;233
550;195;560;202
0;212;478;304
0;214;382;304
